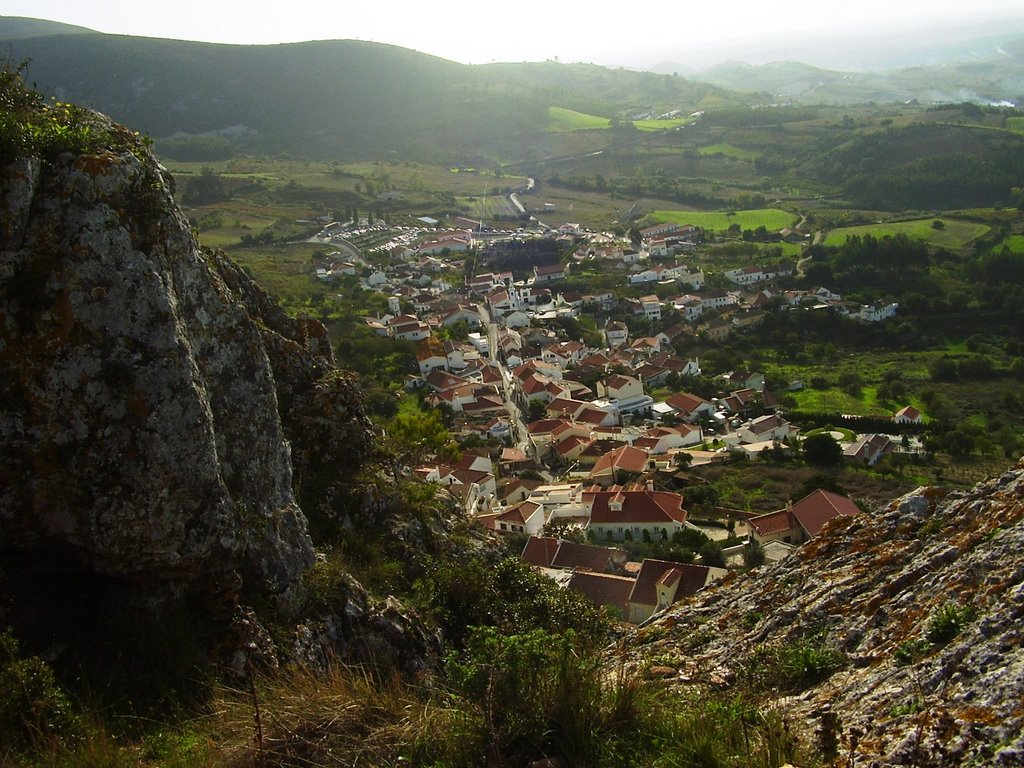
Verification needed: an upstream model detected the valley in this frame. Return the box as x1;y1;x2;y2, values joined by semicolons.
2;15;1024;768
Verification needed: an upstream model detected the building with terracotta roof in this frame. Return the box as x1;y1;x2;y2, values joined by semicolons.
663;391;715;423
520;536;628;574
569;571;635;619
587;488;688;543
488;500;546;536
748;489;860;546
627;560;723;624
843;433;897;466
588;445;651;486
894;405;923;424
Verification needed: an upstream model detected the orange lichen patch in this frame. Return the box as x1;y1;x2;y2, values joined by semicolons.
871;543;915;568
955;706;1002;726
993;500;1024;527
985;577;1015;596
72;152;118;177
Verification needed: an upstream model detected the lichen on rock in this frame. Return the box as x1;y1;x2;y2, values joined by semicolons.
0;113;371;631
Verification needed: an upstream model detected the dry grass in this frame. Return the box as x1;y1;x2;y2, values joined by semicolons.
208;664;425;767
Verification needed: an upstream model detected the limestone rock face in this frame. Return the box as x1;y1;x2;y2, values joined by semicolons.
626;461;1024;766
0;120;369;601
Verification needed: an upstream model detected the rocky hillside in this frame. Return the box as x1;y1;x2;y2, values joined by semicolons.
625;461;1024;766
0;96;437;680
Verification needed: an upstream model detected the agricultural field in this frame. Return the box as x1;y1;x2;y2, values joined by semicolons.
1008;116;1024;134
228;243;327;307
653;208;798;233
633;117;692;132
547;107;610;132
823;218;990;250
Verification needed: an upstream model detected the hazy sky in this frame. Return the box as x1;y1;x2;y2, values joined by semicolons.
4;0;1024;69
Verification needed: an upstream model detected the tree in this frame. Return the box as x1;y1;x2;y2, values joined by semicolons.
743;541;766;568
527;400;547;423
699;540;726;568
186;167;228;204
387;399;458;462
803;432;843;466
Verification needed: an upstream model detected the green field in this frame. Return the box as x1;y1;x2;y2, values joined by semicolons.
1008;116;1024;135
634;117;692;132
823;218;990;249
547;107;610;132
697;143;760;160
653;208;798;232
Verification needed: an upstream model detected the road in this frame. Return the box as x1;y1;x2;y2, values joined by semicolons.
478;302;534;460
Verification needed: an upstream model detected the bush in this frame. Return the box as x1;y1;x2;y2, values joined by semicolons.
0;630;78;752
748;633;845;692
0;64;139;164
802;432;843;466
893;638;931;666
743;541;766;568
926;602;975;645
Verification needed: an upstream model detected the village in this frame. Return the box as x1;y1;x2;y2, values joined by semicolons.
313;215;914;624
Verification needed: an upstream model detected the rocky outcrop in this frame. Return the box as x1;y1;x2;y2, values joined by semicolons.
626;461;1024;766
0;115;370;609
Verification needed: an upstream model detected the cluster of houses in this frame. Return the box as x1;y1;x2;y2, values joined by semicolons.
468;478;858;623
311;216;918;622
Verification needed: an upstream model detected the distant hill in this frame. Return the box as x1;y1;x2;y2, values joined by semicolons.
0;16;95;39
685;35;1024;106
0;22;730;161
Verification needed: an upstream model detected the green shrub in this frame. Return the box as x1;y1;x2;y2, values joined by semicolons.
0;64;140;164
748;633;845;692
0;630;78;751
893;637;932;666
926;602;976;645
444;627;639;766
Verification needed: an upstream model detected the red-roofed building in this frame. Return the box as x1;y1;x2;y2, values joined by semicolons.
664;392;716;423
589;445;651;486
587;488;687;542
488;500;546;536
520;536;628;574
521;536;562;568
569;571;635;619
627;560;723;623
894;405;923;424
554;434;592;461
545;397;590;420
533;262;568;283
748;489;860;546
499;447;533;472
542;340;587;368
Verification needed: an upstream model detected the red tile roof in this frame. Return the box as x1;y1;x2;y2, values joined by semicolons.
790;489;859;537
568;571;634;617
628;560;710;608
549;540;617;571
589;490;687;525
590;445;650;477
665;392;712;415
747;509;796;537
521;536;560;567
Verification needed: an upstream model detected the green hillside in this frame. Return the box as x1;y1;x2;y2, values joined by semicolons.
0;29;726;161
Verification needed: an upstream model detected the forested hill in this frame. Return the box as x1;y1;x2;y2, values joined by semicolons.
0;21;729;160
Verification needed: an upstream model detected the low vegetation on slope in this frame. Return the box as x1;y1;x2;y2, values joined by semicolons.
621;461;1024;766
